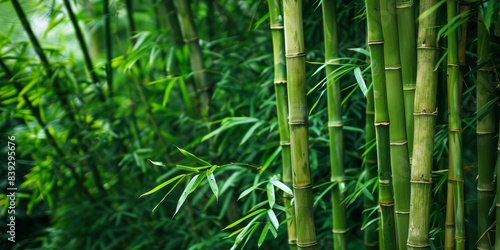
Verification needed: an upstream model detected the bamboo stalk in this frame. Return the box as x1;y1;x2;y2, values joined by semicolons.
380;0;411;248
174;0;210;119
104;0;113;98
446;1;465;248
267;0;297;248
365;0;396;248
321;1;347;249
496;117;500;247
477;11;496;250
364;87;379;250
283;0;317;249
396;0;417;159
62;0;105;102
407;0;440;249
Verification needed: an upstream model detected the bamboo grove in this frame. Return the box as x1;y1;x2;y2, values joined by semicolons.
0;0;499;249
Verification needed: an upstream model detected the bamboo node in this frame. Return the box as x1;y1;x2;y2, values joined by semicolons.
293;184;312;190
378;179;390;184
406;241;431;247
270;25;284;29
365;159;377;164
445;223;455;229
366;111;375;115
476;131;496;135
274;79;287;85
447;63;460;67
417;46;440;50
449;128;462;132
454;236;466;240
390;140;407;146
410;179;433;184
288;121;308;126
477;187;495;192
280;141;291;146
379;201;394;206
448;177;464;182
296;241;317;247
395;210;410;215
367;40;384;45
331;177;346;182
385;65;402;70
328;122;343;127
332;228;349;233
285;52;306;58
403;86;416;91
414;109;438;116
184;36;199;43
396;2;414;8
496;203;500;207
374;121;390;126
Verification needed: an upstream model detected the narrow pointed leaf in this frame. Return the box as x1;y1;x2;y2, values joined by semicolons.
354;67;368;97
148;159;165;167
258;223;270;247
267;209;279;230
206;171;219;201
266;182;275;208
139;174;186;197
174;174;200;216
223;208;266;230
175;146;211;166
270;179;293;196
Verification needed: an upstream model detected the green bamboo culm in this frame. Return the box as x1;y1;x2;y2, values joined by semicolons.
446;0;465;248
476;11;496;250
283;0;317;249
396;0;417;158
364;87;379;250
380;0;411;248
104;0;113;98
321;1;347;249
365;0;396;248
406;0;440;249
164;0;183;77
496;117;500;246
174;0;210;119
267;0;297;248
62;0;105;102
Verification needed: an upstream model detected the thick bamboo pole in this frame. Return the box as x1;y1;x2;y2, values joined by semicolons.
283;0;316;249
477;12;496;250
365;1;396;248
380;0;411;248
407;0;440;249
267;0;297;248
321;1;347;249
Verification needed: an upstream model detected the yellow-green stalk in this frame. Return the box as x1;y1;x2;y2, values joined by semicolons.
267;0;297;248
283;0;317;249
380;0;411;248
366;0;396;248
407;0;440;249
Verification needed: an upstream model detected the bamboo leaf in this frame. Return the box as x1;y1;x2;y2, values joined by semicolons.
240;121;263;145
139;174;186;197
152;176;185;212
267;209;279;230
223;208;266;230
206;171;219;201
270;178;293;196
176;165;200;172
175;146;211;166
238;180;267;200
266;182;275;208
354;67;368;97
257;223;270;247
147;159;165;167
348;47;370;57
162;78;177;107
174;174;200;216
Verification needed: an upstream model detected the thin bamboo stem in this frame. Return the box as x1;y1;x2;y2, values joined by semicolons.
366;0;396;248
447;1;465;248
321;1;347;249
267;0;297;248
104;0;113;98
380;0;411;248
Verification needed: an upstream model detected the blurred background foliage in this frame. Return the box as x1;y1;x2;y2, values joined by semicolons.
0;0;498;249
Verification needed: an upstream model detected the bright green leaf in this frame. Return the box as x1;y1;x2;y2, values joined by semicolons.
267;209;279;230
266;182;275;208
174;174;200;216
139;174;186;197
206;171;219;201
175;146;211;166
